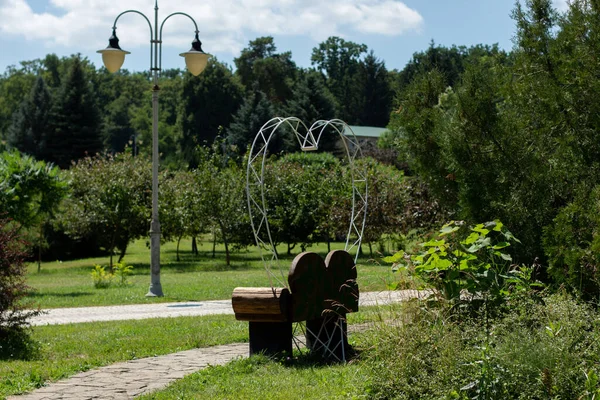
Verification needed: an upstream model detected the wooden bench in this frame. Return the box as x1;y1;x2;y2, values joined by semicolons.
232;249;359;359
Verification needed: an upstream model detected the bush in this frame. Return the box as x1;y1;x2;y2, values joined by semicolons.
90;265;113;288
0;218;40;332
543;185;600;299
385;220;525;306
363;293;600;399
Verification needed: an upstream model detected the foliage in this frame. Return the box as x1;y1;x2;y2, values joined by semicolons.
0;151;67;231
194;144;252;265
260;152;345;254
234;36;297;104
61;152;151;266
6;76;52;159
225;89;284;158
91;261;133;288
44;56;103;168
90;264;113;289
543;185;600;300
364;293;600;399
385;220;523;304
0;218;40;332
311;36;367;124
159;170;206;261
177;59;244;168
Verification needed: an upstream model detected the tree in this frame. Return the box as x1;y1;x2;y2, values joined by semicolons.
311;36;367;123
226;89;289;157
0;218;41;334
0;151;67;270
7;76;52;159
195;146;251;266
234;36;297;104
177;59;244;167
62;153;151;267
44;57;103;168
356;52;393;127
159;170;206;261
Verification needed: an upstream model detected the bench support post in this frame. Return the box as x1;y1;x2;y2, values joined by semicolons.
249;321;293;357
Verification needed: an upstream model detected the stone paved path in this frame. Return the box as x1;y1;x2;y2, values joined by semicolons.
7;343;249;400
9;290;423;399
30;290;422;326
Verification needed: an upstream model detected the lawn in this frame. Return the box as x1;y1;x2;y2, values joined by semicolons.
25;238;395;308
0;305;400;398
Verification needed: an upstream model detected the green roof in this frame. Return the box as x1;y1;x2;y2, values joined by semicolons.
343;125;388;138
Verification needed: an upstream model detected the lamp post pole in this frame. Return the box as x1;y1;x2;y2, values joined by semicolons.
98;0;210;297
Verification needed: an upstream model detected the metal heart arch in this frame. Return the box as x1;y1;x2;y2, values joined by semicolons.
245;117;369;290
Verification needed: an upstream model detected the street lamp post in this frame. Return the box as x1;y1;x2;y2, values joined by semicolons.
98;0;210;297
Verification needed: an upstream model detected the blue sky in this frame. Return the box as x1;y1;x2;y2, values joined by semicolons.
0;0;568;74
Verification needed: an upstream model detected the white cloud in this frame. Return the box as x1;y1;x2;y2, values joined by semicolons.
0;0;423;56
553;0;569;11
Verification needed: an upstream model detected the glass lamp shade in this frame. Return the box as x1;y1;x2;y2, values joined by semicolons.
179;51;211;76
97;48;130;73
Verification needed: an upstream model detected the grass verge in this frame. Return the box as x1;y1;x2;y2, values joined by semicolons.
0;315;247;398
26;239;395;308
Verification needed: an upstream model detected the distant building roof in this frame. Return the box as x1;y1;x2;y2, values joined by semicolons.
343;125;388;139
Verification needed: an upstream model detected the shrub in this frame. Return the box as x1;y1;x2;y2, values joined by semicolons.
384;220;524;306
363;293;600;399
90;265;113;289
543;185;600;300
0;218;41;332
113;261;133;286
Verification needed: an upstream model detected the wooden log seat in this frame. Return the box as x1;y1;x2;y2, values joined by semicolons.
232;287;291;322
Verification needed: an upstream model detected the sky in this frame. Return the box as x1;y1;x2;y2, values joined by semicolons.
0;0;569;75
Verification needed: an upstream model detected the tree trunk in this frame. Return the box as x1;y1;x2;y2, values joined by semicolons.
212;230;217;259
118;242;128;263
327;239;331;253
192;236;198;255
37;223;43;273
369;242;373;257
176;236;182;262
219;222;230;266
287;242;296;256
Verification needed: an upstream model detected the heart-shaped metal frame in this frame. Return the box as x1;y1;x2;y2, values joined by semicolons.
246;117;368;290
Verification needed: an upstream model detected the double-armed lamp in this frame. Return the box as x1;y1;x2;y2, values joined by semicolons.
98;1;210;297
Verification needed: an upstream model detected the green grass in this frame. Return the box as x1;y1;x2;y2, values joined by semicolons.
139;352;372;400
0;314;248;397
26;238;395;308
0;304;396;398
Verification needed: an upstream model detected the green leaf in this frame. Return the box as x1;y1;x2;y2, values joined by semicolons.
463;232;480;245
422;239;446;247
492;242;510;250
382;250;405;263
439;224;460;236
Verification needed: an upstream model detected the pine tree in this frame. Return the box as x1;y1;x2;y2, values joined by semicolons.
226;89;290;156
177;59;244;168
357;52;393;127
283;71;338;151
7;76;52;158
45;57;102;168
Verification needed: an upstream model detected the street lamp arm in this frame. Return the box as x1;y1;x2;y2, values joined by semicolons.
112;10;154;71
158;12;200;72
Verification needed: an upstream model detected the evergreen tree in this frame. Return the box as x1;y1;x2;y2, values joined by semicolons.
357;52;393;127
226;88;290;156
283;70;338;152
45;57;102;168
7;76;52;158
177;59;244;168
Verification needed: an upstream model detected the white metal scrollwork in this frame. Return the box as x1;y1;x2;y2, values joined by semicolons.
246;117;368;290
